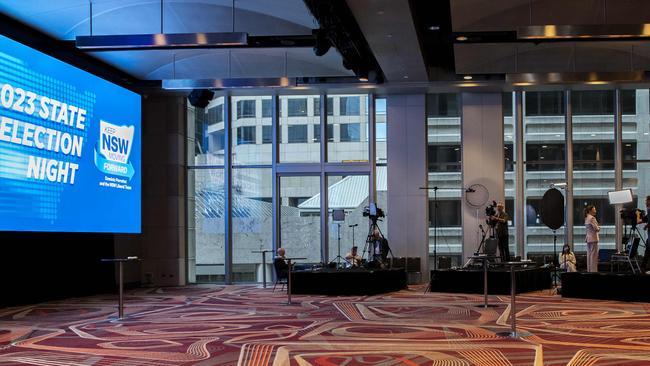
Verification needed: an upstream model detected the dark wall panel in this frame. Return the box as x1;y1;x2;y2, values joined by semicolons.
0;232;115;307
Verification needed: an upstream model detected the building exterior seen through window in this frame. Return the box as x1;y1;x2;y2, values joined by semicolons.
187;90;650;283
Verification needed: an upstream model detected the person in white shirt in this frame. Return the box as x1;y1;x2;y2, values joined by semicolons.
345;246;362;268
584;205;600;272
559;243;577;272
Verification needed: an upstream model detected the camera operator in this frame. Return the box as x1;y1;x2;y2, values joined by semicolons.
489;202;511;262
642;196;650;272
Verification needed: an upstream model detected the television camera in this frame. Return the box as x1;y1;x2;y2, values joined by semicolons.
363;203;385;223
485;201;497;226
620;208;647;228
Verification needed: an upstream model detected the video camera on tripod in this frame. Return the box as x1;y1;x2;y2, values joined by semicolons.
620;208;646;228
363;203;385;223
485;201;497;227
362;203;392;267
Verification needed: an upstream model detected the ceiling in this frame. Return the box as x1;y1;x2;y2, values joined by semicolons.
0;0;353;80
2;0;650;89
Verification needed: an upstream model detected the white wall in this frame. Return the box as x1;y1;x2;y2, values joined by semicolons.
387;95;429;281
461;93;505;261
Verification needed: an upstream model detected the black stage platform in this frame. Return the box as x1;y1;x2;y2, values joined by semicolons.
291;268;408;296
562;272;650;302
429;267;552;295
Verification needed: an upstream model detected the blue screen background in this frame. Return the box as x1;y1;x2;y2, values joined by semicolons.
0;35;141;233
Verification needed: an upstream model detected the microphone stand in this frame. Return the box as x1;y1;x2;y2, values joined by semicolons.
432;186;438;270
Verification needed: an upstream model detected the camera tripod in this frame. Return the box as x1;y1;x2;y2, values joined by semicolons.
330;222;347;270
362;218;393;267
613;222;645;273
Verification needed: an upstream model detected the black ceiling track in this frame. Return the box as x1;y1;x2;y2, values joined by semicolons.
302;0;385;83
409;0;457;80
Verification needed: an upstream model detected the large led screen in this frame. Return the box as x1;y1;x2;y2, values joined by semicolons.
0;35;141;233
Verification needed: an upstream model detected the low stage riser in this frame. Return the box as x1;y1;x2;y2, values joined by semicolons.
429;268;552;295
562;272;650;302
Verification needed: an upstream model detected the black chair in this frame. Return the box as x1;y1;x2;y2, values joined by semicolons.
272;258;288;291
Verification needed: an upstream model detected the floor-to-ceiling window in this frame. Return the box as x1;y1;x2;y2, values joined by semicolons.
280;175;321;263
524;91;567;258
571;90;621;253
326;94;369;162
188;92;381;283
503;92;517;257
622;89;648;256
231;96;273;282
188;97;226;283
280;95;320;163
326;174;370;265
426;93;462;268
375;98;388;239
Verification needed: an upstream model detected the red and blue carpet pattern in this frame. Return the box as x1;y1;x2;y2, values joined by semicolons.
1;285;650;365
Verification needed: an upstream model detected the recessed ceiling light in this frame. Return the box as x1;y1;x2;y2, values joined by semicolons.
403;75;409;79
456;36;468;41
358;76;369;82
386;34;393;38
429;26;440;31
542;145;548;148
463;75;473;80
377;10;384;15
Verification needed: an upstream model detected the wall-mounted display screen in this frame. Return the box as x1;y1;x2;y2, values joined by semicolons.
0;35;141;233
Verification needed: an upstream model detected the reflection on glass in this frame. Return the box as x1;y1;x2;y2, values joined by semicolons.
190;96;224;166
232;168;272;283
189;169;225;283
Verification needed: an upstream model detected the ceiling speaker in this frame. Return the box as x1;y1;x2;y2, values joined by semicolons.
541;188;565;230
187;89;214;108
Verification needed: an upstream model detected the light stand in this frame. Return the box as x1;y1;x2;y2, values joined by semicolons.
552;229;558;288
349;223;358;249
333;222;344;269
432;186;438;271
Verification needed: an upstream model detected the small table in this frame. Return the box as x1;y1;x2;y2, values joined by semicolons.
285;257;306;305
467;255;498;308
100;257;140;319
251;250;274;288
496;261;531;338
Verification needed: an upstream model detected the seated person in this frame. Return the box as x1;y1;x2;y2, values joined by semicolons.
559;244;577;272
345;246;362;268
273;247;290;278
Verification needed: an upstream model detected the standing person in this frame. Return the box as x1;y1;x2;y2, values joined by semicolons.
642;196;650;272
560;243;577;272
584;205;600;272
490;202;511;262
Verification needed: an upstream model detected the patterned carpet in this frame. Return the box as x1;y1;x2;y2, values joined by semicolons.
1;285;650;365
